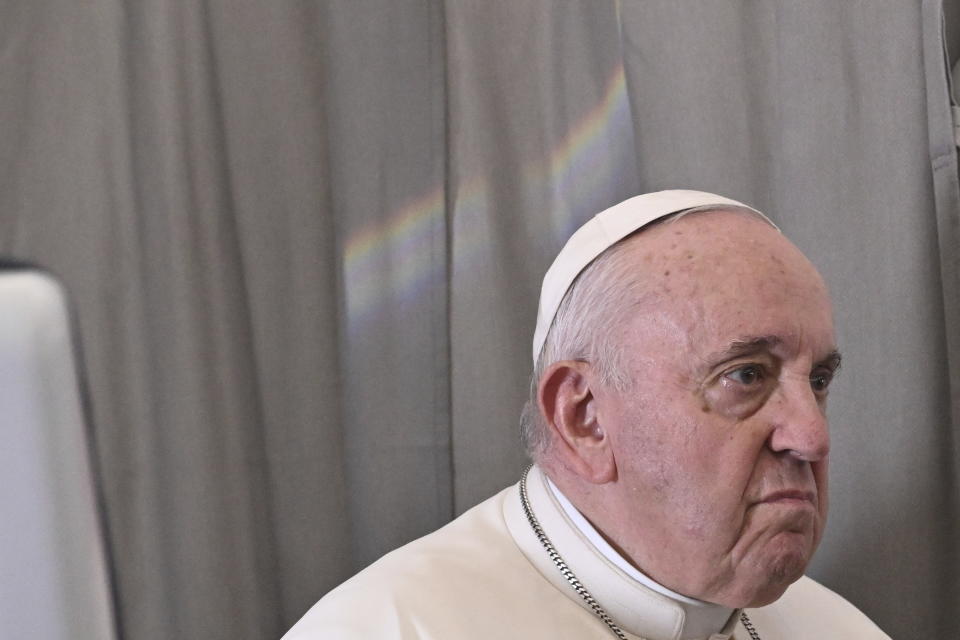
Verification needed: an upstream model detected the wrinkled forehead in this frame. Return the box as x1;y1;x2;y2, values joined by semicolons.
532;191;776;365
618;212;835;356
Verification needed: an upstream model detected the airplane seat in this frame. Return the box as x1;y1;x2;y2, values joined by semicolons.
0;263;119;640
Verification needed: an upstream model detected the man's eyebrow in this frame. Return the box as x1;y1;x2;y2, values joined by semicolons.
703;336;782;365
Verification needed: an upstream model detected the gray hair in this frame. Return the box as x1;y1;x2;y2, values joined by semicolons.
519;234;640;459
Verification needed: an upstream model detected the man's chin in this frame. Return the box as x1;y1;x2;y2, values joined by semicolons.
713;533;813;608
739;544;811;607
739;575;800;608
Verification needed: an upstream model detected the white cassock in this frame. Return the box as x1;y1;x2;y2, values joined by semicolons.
284;466;891;640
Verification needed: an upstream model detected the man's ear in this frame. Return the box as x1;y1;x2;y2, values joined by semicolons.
538;360;616;484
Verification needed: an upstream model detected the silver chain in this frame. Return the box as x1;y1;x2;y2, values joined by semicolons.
738;612;761;640
518;465;761;640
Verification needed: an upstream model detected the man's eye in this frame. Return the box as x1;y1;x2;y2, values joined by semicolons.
810;369;835;393
725;364;764;386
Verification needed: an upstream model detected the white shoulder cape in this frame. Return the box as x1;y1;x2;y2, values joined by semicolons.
284;468;891;640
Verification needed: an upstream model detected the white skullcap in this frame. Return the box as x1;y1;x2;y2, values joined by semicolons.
532;189;775;365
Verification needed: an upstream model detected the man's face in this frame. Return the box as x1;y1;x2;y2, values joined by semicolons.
590;211;838;608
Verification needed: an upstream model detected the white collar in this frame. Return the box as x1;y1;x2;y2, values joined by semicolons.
503;465;738;640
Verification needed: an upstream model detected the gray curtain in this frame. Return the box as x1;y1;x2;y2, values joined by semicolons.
2;1;958;638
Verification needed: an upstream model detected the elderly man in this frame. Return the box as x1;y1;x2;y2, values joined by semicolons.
285;191;890;639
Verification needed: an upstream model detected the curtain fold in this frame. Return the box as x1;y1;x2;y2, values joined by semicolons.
1;1;957;638
446;0;641;511
922;0;960;621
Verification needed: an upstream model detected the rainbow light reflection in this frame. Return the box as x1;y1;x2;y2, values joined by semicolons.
342;62;636;327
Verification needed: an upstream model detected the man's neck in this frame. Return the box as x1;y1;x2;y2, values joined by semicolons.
544;474;734;639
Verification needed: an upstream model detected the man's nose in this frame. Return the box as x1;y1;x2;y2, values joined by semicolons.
765;378;831;461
